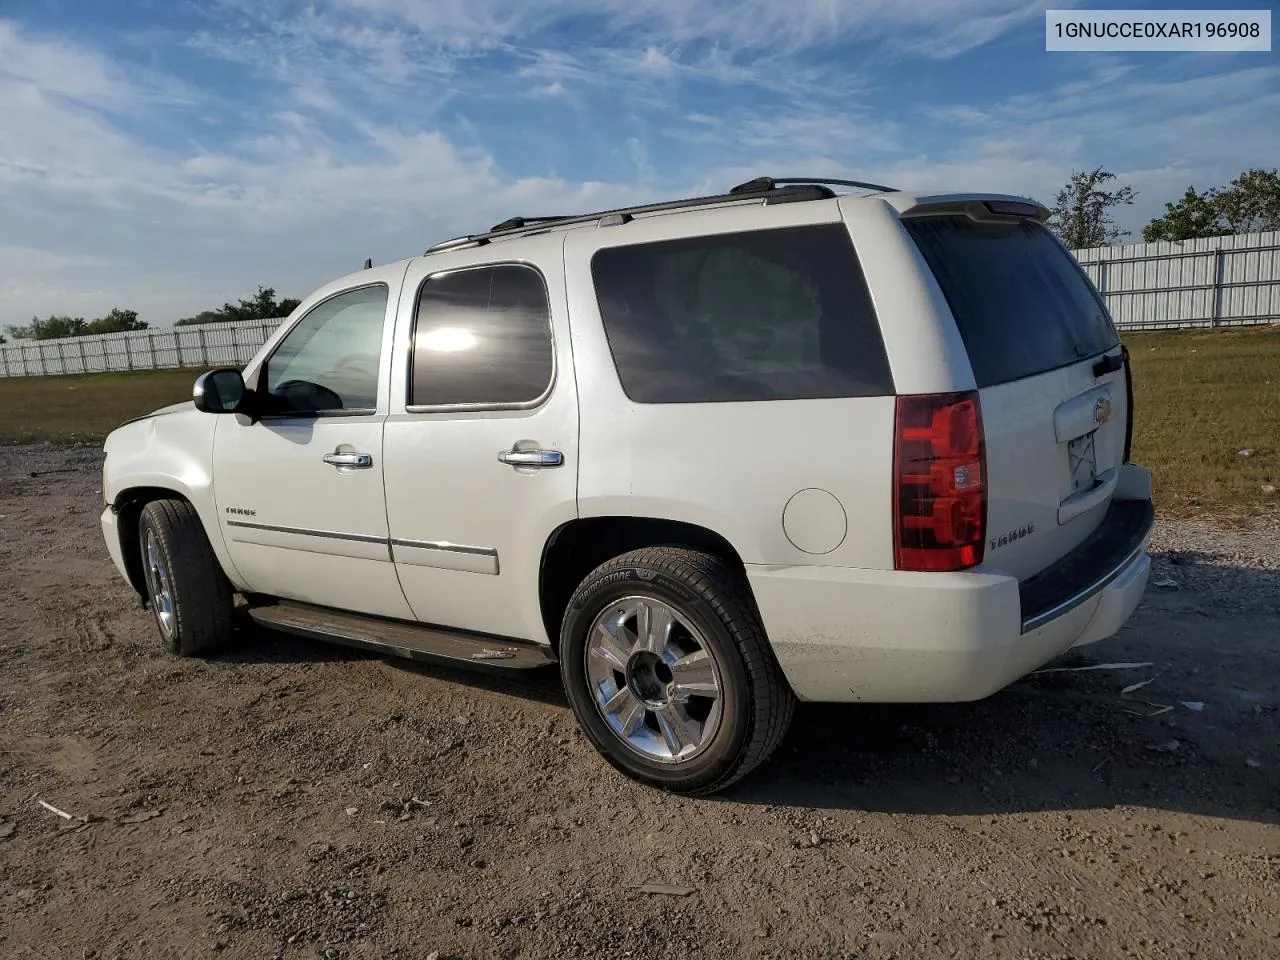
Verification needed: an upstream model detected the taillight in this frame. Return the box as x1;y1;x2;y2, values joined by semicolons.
894;391;987;572
1120;344;1134;463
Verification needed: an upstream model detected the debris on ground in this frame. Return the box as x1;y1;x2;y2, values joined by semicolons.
1121;676;1158;695
1124;702;1174;718
634;883;697;897
1030;661;1154;675
38;800;75;820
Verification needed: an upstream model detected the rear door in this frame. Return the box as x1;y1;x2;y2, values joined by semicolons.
381;237;579;643
902;214;1129;579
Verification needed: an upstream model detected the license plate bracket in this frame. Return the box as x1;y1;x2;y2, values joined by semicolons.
1067;430;1099;492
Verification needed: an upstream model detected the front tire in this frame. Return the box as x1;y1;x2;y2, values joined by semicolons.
138;499;234;656
559;547;794;795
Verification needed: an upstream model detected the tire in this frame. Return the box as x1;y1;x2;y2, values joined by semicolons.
559;547;795;795
137;499;235;657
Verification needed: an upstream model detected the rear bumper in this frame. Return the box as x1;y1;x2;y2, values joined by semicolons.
747;497;1155;703
1019;498;1154;632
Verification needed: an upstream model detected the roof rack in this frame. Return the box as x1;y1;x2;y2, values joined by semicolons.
728;176;899;195
424;175;899;254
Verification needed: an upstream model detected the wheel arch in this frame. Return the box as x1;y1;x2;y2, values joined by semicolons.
112;487;200;602
538;515;753;654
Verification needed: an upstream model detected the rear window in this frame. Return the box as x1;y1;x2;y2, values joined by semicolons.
904;216;1119;387
590;224;894;403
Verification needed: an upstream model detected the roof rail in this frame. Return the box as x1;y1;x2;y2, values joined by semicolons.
424;176;898;254
729;175;899;195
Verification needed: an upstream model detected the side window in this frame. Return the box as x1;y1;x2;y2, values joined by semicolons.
263;284;388;414
410;264;554;408
590;224;894;403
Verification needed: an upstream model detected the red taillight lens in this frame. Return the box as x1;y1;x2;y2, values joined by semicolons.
894;391;987;572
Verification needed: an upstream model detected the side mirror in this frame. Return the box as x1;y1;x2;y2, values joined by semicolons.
193;368;248;414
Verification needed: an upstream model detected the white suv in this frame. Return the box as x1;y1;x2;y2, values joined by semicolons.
100;177;1154;794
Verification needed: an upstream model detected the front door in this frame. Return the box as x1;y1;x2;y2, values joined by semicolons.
382;236;579;642
213;280;415;621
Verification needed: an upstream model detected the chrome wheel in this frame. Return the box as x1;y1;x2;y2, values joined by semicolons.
584;595;723;763
143;528;176;640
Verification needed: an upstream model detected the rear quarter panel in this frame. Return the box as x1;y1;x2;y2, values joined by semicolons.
564;201;909;569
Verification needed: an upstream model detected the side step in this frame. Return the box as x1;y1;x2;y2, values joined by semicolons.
246;600;557;671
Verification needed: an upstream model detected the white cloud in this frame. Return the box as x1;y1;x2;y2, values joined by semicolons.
333;0;1050;57
1;4;1278;329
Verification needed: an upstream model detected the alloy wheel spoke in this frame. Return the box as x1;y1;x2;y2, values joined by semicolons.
670;649;718;698
636;600;674;656
603;686;646;737
655;705;697;756
590;623;634;672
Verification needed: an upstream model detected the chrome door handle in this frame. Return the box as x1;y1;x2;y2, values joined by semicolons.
497;448;564;468
322;452;373;468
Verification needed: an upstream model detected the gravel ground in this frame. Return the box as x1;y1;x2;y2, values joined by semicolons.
1;442;1277;960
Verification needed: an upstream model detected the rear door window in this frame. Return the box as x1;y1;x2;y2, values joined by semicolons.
590;224;894;403
409;264;554;408
903;216;1119;387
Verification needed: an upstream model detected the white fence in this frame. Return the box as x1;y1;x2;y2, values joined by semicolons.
0;318;283;378
3;229;1280;378
1074;229;1280;331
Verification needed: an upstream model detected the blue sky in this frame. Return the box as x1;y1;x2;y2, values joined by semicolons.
1;0;1277;327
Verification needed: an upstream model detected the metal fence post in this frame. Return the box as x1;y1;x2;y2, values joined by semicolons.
197;327;207;368
147;332;156;369
39;343;48;376
77;338;87;374
1211;248;1225;328
123;335;134;371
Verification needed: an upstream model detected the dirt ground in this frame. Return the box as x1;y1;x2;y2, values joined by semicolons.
1;443;1277;960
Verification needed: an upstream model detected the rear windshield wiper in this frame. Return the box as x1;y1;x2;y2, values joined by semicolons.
1092;352;1124;377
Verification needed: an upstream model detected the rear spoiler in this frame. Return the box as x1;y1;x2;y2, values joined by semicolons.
880;192;1051;224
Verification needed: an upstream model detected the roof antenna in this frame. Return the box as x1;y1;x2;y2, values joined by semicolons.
363;258;373;270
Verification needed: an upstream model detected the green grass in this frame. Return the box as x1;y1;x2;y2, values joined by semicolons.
1123;326;1279;521
2;327;1278;519
0;368;198;444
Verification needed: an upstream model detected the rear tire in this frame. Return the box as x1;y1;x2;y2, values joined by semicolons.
559;547;794;795
138;499;234;657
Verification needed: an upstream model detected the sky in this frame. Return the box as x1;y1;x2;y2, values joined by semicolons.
1;0;1277;328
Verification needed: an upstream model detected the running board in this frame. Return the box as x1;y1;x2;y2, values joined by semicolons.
246;600;557;671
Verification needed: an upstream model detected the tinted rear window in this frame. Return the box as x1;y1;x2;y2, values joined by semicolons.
904;216;1119;387
590;224;894;403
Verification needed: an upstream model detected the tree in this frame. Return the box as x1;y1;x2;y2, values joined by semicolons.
7;315;88;340
88;307;147;334
1142;186;1229;242
176;286;301;325
5;308;147;340
1214;168;1280;234
1048;167;1137;249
